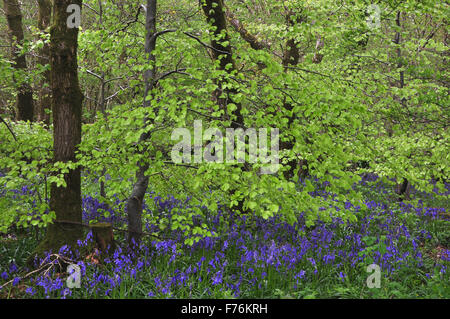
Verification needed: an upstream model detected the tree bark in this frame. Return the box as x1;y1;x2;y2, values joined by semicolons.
36;0;52;124
201;0;250;216
33;0;84;257
3;0;34;122
90;222;115;255
280;10;306;180
282;10;302;68
393;11;410;201
224;9;271;51
126;0;157;247
201;0;244;130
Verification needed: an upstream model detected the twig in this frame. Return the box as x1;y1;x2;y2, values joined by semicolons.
1;254;75;289
183;32;232;55
0;116;17;141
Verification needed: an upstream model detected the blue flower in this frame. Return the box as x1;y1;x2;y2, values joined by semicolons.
9;263;18;273
12;277;20;286
212;270;223;285
61;288;72;297
25;287;35;295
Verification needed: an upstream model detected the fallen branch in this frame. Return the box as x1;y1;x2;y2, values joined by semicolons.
1;253;75;289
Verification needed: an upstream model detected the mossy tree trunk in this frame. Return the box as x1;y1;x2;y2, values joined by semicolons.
3;0;34;122
34;0;84;257
36;0;52;124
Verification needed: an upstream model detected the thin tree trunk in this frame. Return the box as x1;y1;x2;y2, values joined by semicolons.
3;0;34;121
33;0;84;257
393;11;410;201
126;0;157;247
37;0;52;125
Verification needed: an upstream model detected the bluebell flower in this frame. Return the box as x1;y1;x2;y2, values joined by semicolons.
9;263;18;273
25;287;35;295
12;277;20;286
212;270;223;285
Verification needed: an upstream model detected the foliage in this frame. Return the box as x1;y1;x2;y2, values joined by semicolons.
0;176;448;298
0;0;448;299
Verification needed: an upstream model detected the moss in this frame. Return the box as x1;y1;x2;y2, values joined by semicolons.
27;223;83;267
30;0;85;267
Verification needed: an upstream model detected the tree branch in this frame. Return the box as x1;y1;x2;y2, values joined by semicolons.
0;116;17;141
183;31;231;55
224;9;271;50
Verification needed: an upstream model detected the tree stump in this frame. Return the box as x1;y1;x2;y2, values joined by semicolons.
90;222;115;255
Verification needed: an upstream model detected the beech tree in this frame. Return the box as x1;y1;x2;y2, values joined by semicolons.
3;0;34;121
36;0;52;124
0;0;447;253
34;0;84;255
126;0;158;247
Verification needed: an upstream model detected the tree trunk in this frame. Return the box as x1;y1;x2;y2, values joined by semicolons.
201;0;244;130
393;11;410;201
280;10;305;180
3;0;34;122
90;222;115;255
201;0;250;216
33;0;84;257
396;177;410;201
126;0;157;248
36;0;52;124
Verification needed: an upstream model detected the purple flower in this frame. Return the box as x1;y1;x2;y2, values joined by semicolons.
212;270;223;285
154;276;162;287
12;277;20;286
26;287;35;295
308;257;317;267
9;263;18;273
296;270;306;279
161;286;170;295
61;288;72;297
